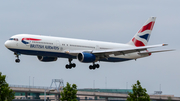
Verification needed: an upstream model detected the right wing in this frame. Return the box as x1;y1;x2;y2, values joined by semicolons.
92;44;168;56
65;44;168;57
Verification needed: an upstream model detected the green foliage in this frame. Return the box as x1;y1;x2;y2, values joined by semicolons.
0;72;15;101
127;80;150;101
168;97;172;101
60;82;78;101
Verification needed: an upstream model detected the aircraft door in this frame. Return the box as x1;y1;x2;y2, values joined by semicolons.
96;45;99;50
56;40;63;51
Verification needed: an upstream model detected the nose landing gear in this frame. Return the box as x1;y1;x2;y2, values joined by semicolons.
14;53;20;63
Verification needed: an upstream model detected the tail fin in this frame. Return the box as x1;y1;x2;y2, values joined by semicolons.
128;17;156;47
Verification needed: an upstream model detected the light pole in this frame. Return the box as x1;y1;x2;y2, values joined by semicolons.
105;77;107;89
33;77;34;87
93;80;95;95
29;76;30;88
93;80;95;89
29;76;30;99
160;84;161;99
44;89;46;101
126;82;128;89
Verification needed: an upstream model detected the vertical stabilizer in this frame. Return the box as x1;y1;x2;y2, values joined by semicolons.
128;17;156;47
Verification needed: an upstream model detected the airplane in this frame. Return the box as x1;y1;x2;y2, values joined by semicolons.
4;17;172;70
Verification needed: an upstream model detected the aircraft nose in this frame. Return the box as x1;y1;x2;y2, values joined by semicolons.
4;40;10;48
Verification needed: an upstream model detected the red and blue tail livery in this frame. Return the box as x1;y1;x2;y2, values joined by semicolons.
129;17;156;47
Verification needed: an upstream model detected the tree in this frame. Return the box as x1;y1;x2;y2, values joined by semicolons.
60;82;78;101
0;72;15;101
127;80;150;101
168;97;172;101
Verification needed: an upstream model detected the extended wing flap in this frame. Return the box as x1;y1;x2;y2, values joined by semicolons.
138;49;174;55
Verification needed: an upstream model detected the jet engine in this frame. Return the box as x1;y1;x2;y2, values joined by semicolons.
77;52;96;63
37;56;57;62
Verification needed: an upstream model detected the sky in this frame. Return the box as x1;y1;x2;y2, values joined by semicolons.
0;0;180;96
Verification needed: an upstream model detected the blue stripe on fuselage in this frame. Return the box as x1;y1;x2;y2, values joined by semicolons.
8;48;132;62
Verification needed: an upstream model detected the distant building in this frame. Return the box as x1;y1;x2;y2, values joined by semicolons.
78;88;132;94
77;89;132;101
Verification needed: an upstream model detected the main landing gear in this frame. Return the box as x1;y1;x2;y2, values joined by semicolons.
65;58;76;69
14;53;20;63
89;63;100;70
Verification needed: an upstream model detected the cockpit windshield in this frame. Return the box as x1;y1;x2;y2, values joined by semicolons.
9;38;18;41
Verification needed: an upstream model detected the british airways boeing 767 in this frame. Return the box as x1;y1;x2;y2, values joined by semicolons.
4;17;172;70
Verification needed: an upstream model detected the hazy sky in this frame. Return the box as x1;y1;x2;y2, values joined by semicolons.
0;0;180;96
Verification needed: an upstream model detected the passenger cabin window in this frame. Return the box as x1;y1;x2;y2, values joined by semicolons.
9;38;18;41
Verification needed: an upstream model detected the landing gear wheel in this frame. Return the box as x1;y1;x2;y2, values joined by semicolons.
15;59;20;63
89;65;93;70
65;58;76;69
65;64;72;69
95;64;99;68
69;65;72;69
89;63;100;70
92;66;96;70
71;63;76;68
66;64;69;69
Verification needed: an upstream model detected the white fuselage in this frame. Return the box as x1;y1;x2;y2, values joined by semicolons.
5;34;148;62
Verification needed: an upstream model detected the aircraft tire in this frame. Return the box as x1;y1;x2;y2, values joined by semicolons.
71;63;76;68
15;59;20;63
89;65;93;70
92;66;96;70
95;64;100;68
66;64;69;69
69;65;72;69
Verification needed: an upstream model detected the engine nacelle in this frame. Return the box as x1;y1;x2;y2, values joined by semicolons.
37;56;57;62
77;52;96;63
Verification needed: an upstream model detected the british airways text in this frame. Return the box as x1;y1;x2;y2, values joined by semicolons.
30;44;59;50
